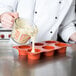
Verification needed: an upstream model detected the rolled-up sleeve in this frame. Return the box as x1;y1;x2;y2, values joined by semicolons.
59;0;76;42
0;0;18;15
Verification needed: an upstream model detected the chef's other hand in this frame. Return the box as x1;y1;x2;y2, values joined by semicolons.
0;12;18;29
69;32;76;42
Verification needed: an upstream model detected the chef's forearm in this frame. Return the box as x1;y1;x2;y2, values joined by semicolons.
69;32;76;42
58;0;76;42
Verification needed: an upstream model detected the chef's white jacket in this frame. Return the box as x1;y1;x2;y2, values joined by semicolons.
0;0;76;43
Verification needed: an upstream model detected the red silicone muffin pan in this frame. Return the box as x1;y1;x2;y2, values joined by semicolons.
13;40;68;60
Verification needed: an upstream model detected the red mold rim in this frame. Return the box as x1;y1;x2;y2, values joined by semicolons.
55;43;67;47
42;46;55;50
35;43;44;46
28;49;41;54
13;45;31;49
45;41;57;43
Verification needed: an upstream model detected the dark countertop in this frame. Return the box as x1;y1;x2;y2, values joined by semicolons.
0;41;76;76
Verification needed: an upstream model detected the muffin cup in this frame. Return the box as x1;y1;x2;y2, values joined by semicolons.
27;49;41;60
18;50;27;55
44;51;54;56
58;47;66;54
17;45;31;55
55;42;67;47
55;43;67;54
42;46;55;57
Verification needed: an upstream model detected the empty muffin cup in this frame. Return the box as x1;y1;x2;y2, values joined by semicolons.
55;43;67;54
28;49;41;60
57;47;66;54
55;42;67;47
17;45;31;55
42;46;55;56
35;43;44;46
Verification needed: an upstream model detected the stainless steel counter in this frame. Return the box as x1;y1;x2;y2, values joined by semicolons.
0;41;76;76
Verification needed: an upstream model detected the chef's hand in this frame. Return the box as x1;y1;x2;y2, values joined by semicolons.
69;32;76;42
0;12;18;29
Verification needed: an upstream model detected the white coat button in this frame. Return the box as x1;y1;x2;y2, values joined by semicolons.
55;17;58;19
50;31;53;33
59;1;62;4
35;11;37;14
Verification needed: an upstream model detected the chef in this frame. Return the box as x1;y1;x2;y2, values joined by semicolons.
0;0;76;43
